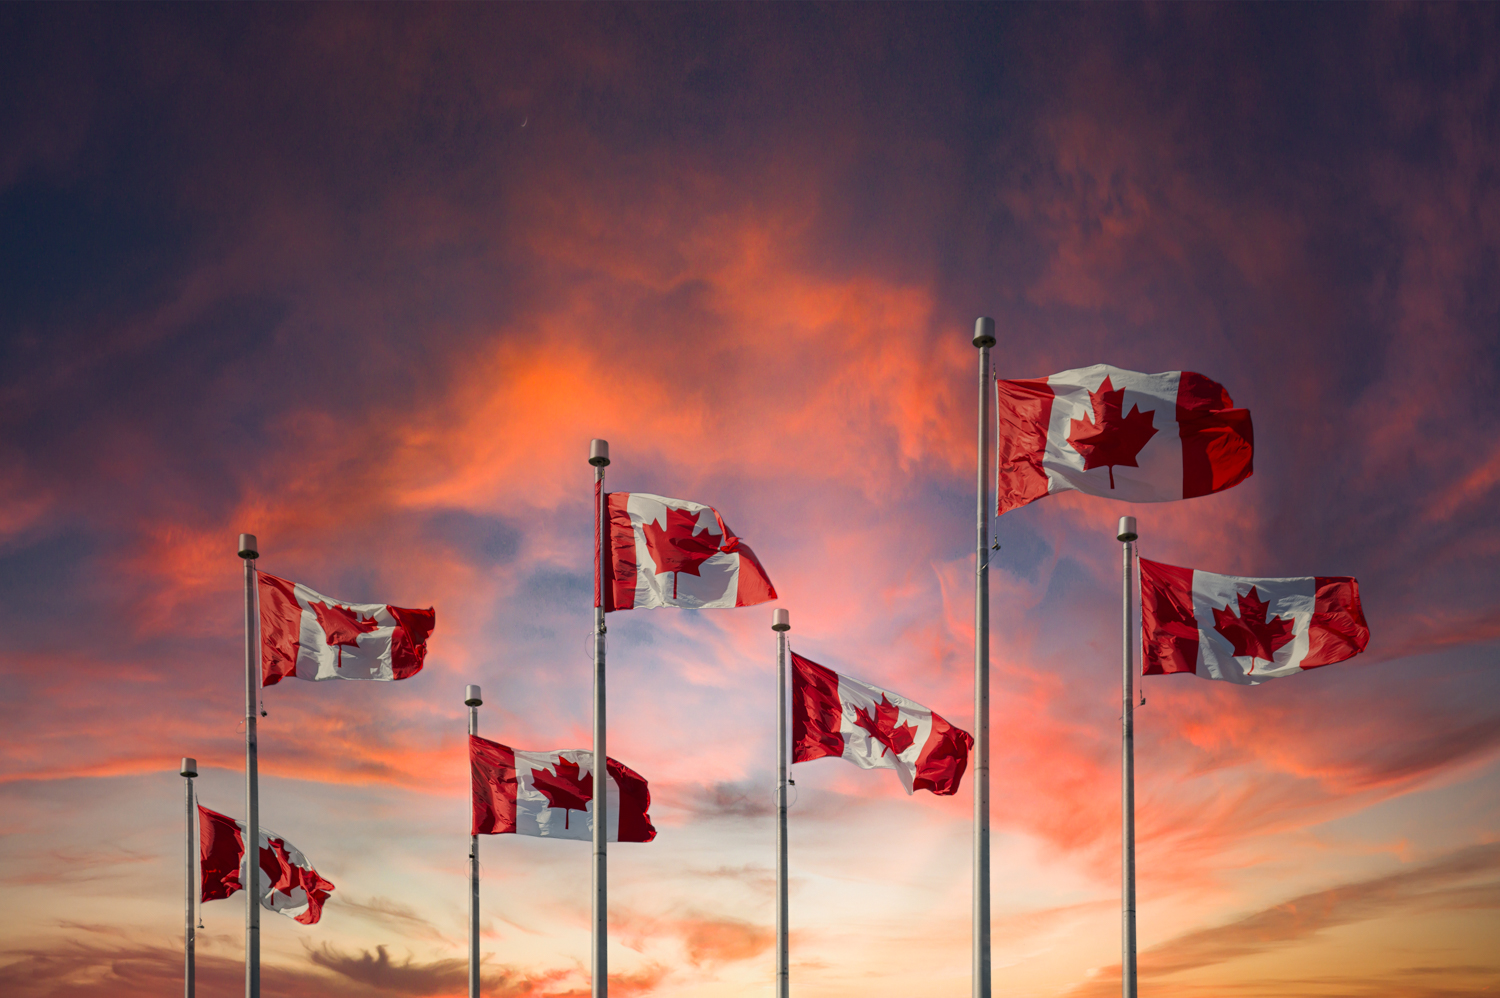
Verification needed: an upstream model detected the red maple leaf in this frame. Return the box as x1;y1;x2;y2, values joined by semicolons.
1066;376;1159;489
1211;587;1297;673
641;505;723;600
851;694;918;759
530;756;593;830
309;601;381;669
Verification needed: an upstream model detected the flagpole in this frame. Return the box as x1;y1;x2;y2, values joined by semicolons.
182;756;198;998
772;608;790;998
237;533;260;998
466;685;483;998
589;439;611;998
972;316;995;998
1116;516;1138;998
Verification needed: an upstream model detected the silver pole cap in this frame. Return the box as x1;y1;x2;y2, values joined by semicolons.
464;684;483;707
1117;516;1138;542
973;316;996;348
772;608;790;631
181;757;198;778
589;439;611;467
238;533;259;559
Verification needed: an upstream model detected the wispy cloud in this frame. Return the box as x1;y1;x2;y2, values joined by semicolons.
1068;843;1500;996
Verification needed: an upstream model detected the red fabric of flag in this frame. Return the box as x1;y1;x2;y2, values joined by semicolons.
996;365;1253;514
599;493;775;611
198;804;244;902
196;804;335;924
791;652;973;796
470;735;656;842
258;572;434;685
1140;557;1370;685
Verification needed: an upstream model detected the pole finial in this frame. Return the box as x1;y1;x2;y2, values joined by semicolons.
1117;516;1138;542
772;608;790;632
589;439;611;467
464;684;483;707
181;757;198;778
238;534;259;559
973;316;996;348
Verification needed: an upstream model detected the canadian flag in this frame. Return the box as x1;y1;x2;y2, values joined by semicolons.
198;805;335;925
601;491;776;611
1140;558;1370;685
258;572;435;685
996;365;1254;514
469;735;656;842
791;652;973;795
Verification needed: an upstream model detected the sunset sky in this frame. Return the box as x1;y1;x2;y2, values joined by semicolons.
3;4;1499;997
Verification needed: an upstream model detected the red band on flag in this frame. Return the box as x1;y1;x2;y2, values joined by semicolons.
606;758;657;843
198;805;245;902
912;716;974;796
258;573;303;687
1306;577;1370;667
1140;558;1200;676
791;652;845;763
733;541;776;607
995;378;1055;515
604;492;637;612
387;605;435;679
1177;371;1254;499
470;735;518;835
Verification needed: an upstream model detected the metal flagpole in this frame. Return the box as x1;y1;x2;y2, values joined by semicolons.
589;439;611;998
237;533;260;998
772;608;790;998
182;756;198;998
1116;516;1139;998
972;316;995;998
466;685;484;998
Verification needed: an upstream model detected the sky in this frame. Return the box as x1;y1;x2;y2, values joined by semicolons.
2;3;1499;997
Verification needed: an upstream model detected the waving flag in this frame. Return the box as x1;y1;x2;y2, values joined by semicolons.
258;572;435;685
601;492;775;610
791;652;973;795
197;805;334;924
996;365;1253;514
469;735;656;842
1140;558;1370;685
